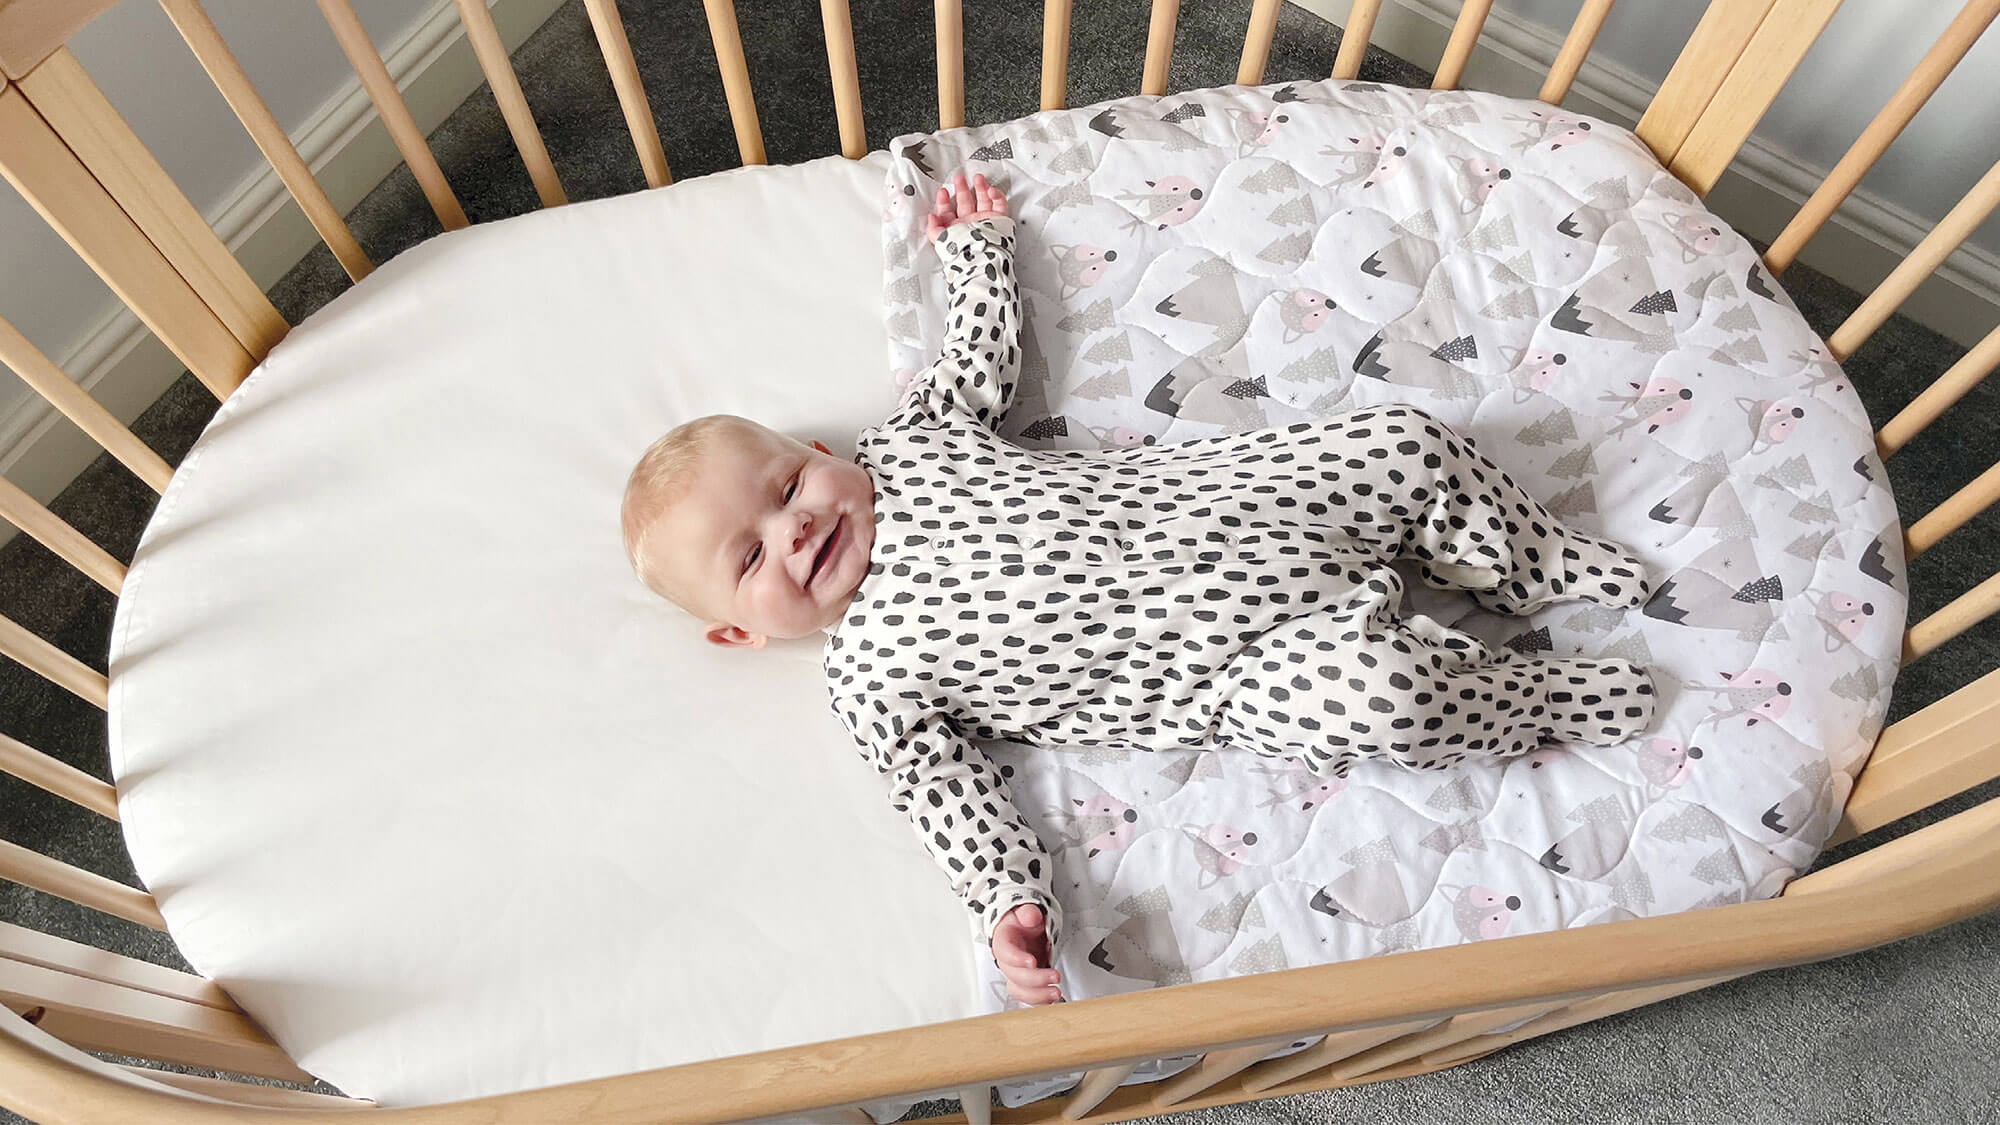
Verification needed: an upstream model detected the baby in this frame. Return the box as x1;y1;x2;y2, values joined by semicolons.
622;173;1656;1008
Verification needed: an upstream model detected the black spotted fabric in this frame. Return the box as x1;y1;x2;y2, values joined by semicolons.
832;217;1660;954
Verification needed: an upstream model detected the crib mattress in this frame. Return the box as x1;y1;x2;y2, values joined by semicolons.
106;86;1905;1115
108;152;983;1111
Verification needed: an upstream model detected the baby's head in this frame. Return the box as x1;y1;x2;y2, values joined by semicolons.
622;414;876;647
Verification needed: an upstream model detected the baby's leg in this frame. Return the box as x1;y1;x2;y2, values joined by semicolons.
1213;607;1656;778
1302;405;1647;615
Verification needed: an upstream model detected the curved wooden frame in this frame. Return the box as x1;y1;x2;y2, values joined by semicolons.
0;0;1994;1120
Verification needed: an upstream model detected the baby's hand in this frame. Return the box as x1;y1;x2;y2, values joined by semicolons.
992;902;1062;1005
925;172;1009;243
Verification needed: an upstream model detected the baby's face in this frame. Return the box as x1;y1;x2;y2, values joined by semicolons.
652;420;877;645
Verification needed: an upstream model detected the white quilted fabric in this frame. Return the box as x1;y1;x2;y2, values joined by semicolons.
880;79;1907;1106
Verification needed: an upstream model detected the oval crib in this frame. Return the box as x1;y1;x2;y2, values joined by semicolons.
0;0;1997;1121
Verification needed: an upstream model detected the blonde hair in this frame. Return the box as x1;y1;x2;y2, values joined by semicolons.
620;414;750;611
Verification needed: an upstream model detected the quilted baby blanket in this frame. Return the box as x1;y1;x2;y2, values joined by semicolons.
876;77;1904;1108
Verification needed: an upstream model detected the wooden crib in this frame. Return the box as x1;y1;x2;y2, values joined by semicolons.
0;0;1996;1120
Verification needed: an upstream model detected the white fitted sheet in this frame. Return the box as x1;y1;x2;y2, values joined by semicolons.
109;152;976;1110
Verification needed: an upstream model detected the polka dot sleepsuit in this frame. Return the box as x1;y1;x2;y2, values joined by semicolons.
825;216;1657;954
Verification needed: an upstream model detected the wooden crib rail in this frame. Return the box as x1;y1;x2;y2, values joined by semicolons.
0;83;254;399
1764;0;2000;276
936;0;965;128
450;0;564;208
0;731;117;822
316;0;471;230
0;794;1993;1123
157;0;374;283
1833;667;2000;846
1238;0;1282;86
582;0;671;189
0;0;1992;1119
1829;156;2000;362
1429;0;1493;91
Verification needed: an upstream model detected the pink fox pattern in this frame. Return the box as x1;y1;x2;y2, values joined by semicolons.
879;77;1904;1103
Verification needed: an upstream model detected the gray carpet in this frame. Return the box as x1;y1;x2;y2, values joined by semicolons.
0;1;1994;1121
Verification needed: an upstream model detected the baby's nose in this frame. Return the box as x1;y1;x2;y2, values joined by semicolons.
790;512;815;550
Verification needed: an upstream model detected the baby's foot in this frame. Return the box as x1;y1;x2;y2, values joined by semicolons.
1558;532;1650;611
1541;658;1656;745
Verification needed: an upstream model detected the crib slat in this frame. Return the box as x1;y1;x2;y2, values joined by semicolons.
1142;0;1180;96
1905;570;2000;664
1633;0;1778;166
0;923;233;1012
316;0;469;227
1331;0;1385;80
1834;667;2000;845
702;0;765;165
0;312;174;497
452;0;565;207
17;47;288;361
1667;0;1845;195
1151;1035;1300;1107
1538;0;1615;104
1432;0;1494;91
1829;156;2000;360
157;0;373;281
1238;0;1281;86
0;840;161;931
1042;0;1072;110
1419;973;1741;1068
1765;0;2000;275
1060;1061;1138;1118
1324;1000;1561;1080
821;0;866;159
0;732;118;821
936;0;964;129
1237;1018;1435;1093
0;958;308;1082
957;1083;990;1125
0;475;125;596
0;612;107;711
582;0;671;189
1876;320;2000;457
0;86;254;400
1906;459;2000;559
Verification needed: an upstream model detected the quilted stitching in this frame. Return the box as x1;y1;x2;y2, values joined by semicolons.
880;78;1905;1105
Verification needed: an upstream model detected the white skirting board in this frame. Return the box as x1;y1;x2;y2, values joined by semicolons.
0;0;565;549
1286;0;2000;352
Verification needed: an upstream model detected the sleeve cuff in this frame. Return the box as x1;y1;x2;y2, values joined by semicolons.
937;215;1015;250
982;889;1064;955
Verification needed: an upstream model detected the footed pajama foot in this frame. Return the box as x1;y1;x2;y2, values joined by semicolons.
1461;530;1650;616
1541;658;1656;745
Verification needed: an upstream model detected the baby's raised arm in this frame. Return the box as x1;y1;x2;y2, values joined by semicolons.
915;172;1022;432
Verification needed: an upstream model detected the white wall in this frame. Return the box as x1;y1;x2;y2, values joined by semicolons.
1496;0;2000;257
0;0;563;522
0;0;434;421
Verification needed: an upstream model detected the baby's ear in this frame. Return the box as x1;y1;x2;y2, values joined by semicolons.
704;622;769;649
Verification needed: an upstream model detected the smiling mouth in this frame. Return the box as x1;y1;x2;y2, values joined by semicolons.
807;517;843;588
